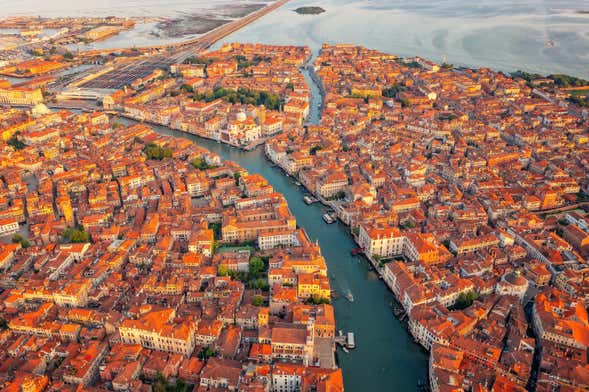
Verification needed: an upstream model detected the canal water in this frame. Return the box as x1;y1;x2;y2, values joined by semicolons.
114;38;429;389
124;121;430;391
118;55;429;388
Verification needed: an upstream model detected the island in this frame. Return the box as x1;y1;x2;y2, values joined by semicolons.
1;11;589;391
294;6;326;15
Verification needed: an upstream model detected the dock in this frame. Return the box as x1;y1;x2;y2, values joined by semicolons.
335;331;356;349
322;212;336;224
304;195;319;204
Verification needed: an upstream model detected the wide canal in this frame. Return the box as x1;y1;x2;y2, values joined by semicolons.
111;5;431;384
119;59;429;389
140;122;430;391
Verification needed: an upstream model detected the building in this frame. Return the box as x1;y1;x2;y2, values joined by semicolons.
358;225;405;258
258;230;297;250
0;87;43;105
532;288;589;350
199;358;242;390
0;217;19;236
317;172;348;198
495;271;529;301
271;323;314;364
118;309;196;356
296;273;330;301
560;224;589;250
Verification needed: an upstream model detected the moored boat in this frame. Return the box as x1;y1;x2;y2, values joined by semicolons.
304;195;318;204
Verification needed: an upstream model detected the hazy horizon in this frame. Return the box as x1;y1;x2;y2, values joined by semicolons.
1;0;588;78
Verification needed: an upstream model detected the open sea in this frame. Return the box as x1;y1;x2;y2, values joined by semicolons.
0;0;588;77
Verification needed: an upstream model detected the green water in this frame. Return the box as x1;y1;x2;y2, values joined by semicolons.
117;114;429;390
114;43;428;392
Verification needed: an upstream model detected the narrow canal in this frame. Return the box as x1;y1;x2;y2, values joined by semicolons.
118;56;429;388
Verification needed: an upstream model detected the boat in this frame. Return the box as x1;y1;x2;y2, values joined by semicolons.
323;213;335;224
295;181;301;186
346;332;356;349
303;195;318;204
350;247;363;256
345;290;354;302
342;347;349;353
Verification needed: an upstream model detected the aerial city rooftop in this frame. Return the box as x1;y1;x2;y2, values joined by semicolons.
0;6;589;392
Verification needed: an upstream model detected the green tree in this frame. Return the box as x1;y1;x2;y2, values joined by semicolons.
153;372;168;392
547;73;588;88
7;132;26;150
12;234;30;248
198;346;215;360
249;256;265;277
191;157;213;170
252;295;264;306
382;84;406;98
247;278;270;291
452;291;478;310
328;190;346;201
305;294;330;305
569;95;589;108
208;222;222;240
175;378;187;392
217;265;230;276
404;60;422;69
183;56;214;66
512;70;543;82
143;143;172;160
179;84;194;93
193;86;281;110
309;145;323;155
62;227;90;243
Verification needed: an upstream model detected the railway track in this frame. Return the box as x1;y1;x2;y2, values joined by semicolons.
73;0;290;90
